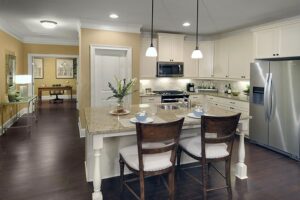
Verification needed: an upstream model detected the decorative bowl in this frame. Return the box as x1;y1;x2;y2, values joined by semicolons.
135;112;147;122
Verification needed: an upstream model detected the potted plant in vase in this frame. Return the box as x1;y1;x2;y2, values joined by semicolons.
107;77;137;115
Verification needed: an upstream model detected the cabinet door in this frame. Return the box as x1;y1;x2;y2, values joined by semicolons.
141;96;161;104
254;28;280;59
158;35;173;61
280;23;300;57
228;33;253;79
183;40;198;78
140;38;157;78
198;41;214;78
172;36;184;62
213;38;229;78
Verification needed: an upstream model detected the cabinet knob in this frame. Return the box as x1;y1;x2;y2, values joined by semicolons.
273;54;276;56
276;54;279;56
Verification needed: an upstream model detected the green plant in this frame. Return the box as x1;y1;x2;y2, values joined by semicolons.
107;77;137;104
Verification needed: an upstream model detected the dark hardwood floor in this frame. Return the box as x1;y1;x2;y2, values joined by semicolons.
0;101;299;200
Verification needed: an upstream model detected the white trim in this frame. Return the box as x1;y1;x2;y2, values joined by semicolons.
81;22;142;34
90;45;132;107
251;15;300;31
78;117;86;138
0;108;27;135
23;36;78;46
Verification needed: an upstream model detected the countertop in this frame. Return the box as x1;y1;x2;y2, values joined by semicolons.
140;92;249;102
85;104;250;135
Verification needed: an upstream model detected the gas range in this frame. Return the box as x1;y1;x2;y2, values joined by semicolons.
153;90;189;103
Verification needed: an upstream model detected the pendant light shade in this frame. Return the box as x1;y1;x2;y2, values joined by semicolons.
191;0;203;59
146;0;157;57
191;48;203;59
145;45;157;57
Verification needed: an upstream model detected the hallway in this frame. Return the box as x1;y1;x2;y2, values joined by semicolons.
0;102;91;200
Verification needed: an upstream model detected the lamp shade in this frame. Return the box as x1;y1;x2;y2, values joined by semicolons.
145;46;158;57
15;75;32;84
191;49;203;59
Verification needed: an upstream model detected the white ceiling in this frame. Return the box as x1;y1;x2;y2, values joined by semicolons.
1;0;300;45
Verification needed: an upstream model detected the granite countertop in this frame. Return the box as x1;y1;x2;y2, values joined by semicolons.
85;104;250;135
140;92;249;102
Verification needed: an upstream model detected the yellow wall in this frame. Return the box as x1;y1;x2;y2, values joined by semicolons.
0;30;25;125
79;28;141;127
34;58;77;96
23;43;79;69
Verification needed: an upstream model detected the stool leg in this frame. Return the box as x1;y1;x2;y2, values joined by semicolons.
139;172;145;200
119;157;125;192
177;147;182;167
225;158;232;199
202;163;208;200
168;168;175;200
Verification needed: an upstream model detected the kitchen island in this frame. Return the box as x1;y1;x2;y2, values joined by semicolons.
85;104;250;200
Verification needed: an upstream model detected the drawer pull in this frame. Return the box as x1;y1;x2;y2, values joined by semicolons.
229;101;236;104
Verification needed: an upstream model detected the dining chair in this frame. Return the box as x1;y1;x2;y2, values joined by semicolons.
119;118;184;200
177;113;241;200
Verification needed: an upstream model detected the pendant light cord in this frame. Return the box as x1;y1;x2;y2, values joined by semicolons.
196;0;199;49
150;0;154;47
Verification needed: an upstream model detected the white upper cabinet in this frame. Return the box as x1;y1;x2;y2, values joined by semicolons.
228;32;253;79
254;20;300;59
158;33;184;62
254;28;280;59
280;23;300;57
183;40;198;78
140;37;157;78
198;41;214;78
213;37;229;78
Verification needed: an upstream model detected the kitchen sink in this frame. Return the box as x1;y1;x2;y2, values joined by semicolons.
159;104;179;110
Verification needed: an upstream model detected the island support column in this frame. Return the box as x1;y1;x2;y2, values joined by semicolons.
235;129;248;179
93;135;104;200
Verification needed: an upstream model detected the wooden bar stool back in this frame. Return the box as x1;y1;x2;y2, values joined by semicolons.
177;113;241;199
119;118;184;200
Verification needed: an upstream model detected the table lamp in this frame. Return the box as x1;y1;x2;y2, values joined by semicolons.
15;75;32;98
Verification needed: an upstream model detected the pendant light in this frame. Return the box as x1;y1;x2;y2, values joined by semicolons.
145;0;157;57
191;0;203;59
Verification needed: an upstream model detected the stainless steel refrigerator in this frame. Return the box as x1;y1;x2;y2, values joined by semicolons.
250;60;300;160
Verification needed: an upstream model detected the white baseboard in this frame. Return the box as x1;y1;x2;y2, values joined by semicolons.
78;117;86;138
0;108;28;135
41;95;77;100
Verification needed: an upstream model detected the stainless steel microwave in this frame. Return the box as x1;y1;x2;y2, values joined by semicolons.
156;62;184;77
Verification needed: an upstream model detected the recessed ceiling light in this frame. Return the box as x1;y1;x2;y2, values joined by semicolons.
109;13;119;19
40;20;57;29
183;22;191;27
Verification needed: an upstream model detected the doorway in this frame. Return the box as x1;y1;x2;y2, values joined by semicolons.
90;45;132;107
28;54;80;109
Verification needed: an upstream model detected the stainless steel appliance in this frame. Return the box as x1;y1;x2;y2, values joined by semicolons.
156;62;184;77
153;90;189;103
250;60;300;160
186;83;195;92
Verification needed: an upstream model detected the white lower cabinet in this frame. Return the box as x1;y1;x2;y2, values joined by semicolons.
140;96;161;104
206;95;249;136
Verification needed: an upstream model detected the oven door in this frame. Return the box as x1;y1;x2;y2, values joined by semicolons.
161;94;189;103
157;62;184;77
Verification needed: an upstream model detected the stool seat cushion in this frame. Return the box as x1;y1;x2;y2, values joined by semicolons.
179;134;229;159
120;143;172;172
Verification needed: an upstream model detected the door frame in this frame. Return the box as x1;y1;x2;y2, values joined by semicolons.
28;54;80;109
90;45;132;107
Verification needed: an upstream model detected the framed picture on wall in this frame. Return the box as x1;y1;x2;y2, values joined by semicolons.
33;57;44;79
6;54;16;91
56;58;74;79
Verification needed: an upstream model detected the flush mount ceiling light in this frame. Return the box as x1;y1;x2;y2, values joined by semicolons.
145;0;157;57
40;20;57;29
109;13;119;19
191;0;203;59
182;22;191;27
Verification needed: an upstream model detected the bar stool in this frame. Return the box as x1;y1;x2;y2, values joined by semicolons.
119;118;184;200
177;114;241;200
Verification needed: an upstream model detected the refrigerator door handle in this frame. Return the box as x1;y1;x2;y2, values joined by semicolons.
264;73;270;120
269;73;274;119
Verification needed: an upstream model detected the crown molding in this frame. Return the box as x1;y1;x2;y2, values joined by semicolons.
22;36;78;46
80;21;142;34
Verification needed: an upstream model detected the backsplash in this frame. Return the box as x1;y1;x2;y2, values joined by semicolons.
140;78;250;94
